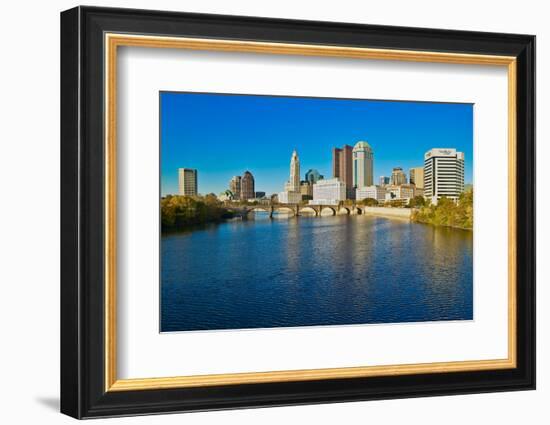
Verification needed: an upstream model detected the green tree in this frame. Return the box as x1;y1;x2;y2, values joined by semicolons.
160;194;234;231
409;195;426;208
411;191;473;230
359;198;378;206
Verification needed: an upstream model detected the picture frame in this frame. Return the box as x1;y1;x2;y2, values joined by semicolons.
60;5;535;419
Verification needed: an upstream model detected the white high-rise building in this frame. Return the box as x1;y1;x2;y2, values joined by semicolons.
288;150;300;192
280;150;302;203
424;148;465;203
309;178;346;205
352;141;374;189
178;168;198;196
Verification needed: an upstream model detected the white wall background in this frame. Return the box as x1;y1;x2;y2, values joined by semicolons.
0;0;545;423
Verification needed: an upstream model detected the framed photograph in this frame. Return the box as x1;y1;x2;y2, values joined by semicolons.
60;6;535;419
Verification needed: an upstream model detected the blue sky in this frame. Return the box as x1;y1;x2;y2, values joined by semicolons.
161;92;473;196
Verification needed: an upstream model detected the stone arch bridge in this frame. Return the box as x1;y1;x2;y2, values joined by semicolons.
226;203;365;218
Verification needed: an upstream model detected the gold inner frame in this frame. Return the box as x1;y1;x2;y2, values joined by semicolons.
104;33;517;392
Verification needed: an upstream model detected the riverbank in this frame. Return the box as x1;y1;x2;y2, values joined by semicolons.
359;206;412;220
161;194;235;231
411;191;473;230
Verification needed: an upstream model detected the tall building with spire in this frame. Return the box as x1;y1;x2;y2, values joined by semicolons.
284;150;300;192
279;150;302;203
352;141;374;189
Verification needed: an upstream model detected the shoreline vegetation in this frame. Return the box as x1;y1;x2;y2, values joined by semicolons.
161;194;236;231
411;191;473;230
161;191;473;232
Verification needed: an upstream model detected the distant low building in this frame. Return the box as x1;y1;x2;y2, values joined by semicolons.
385;184;415;201
356;185;386;202
278;190;302;204
300;181;313;200
379;176;390;187
255;191;266;198
305;169;324;184
310;178;346;205
218;190;235;202
414;187;424;198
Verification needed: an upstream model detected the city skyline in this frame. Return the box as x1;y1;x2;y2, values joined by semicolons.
161;92;473;196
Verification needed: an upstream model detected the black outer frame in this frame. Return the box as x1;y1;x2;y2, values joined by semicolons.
60;6;535;419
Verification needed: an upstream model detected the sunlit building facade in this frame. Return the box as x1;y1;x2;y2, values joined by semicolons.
356;185;386;202
391;167;407;186
332;144;354;199
280;150;302;203
178;168;198;196
310;178;346;205
241;171;255;200
409;166;424;189
424;148;465;203
229;175;241;200
352;141;374;189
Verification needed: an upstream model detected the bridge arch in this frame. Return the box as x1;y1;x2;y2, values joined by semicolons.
273;206;295;217
320;206;336;216
246;207;270;216
355;206;363;215
299;206;318;216
337;206;350;215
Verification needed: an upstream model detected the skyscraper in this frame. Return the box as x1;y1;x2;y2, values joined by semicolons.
285;150;300;192
391;167;407;186
229;176;242;200
409;167;424;189
305;169;324;184
352;141;374;189
332;145;353;198
178;168;198;196
280;150;302;203
379;176;390;186
424;148;465;202
241;171;255;200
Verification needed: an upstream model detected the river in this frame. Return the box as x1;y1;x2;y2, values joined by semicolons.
161;213;473;332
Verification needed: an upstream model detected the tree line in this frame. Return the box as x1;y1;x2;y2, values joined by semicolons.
161;194;235;231
411;191;473;230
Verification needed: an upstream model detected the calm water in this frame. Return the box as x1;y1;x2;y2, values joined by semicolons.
161;214;473;332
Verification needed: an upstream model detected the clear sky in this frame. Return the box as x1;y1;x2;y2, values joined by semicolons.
161;92;473;196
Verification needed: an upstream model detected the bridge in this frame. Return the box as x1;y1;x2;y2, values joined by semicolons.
225;202;366;218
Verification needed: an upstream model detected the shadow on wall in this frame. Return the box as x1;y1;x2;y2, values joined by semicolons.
35;396;59;412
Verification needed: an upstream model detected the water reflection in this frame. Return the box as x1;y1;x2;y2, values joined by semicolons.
161;215;473;332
